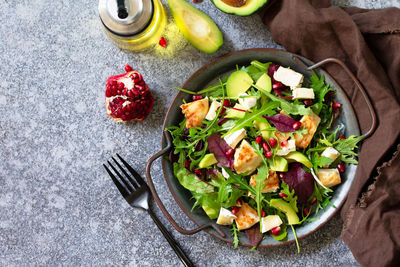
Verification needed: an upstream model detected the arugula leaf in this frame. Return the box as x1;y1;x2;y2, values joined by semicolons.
232;224;239;248
280;181;298;213
309;72;334;116
253;165;269;230
263;91;312;116
310;152;333;173
250;60;271;72
191;192;220;211
333;135;364;164
223;101;279;137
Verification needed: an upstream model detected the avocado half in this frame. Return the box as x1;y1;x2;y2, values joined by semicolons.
211;0;268;16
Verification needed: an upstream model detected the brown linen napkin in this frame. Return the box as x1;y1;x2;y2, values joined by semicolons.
259;1;400;266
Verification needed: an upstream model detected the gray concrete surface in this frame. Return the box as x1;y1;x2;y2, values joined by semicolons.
1;0;398;266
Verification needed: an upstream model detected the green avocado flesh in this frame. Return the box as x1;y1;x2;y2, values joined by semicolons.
202;206;218;219
168;0;223;53
226;70;253;98
255;73;272;93
198;153;218;168
211;0;268;16
270;199;300;225
270;156;288;172
226;103;247;119
284;151;313;169
253;120;273;141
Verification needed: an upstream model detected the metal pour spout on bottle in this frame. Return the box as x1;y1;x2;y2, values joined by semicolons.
98;0;166;51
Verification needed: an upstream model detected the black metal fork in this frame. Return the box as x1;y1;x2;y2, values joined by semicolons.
104;154;194;267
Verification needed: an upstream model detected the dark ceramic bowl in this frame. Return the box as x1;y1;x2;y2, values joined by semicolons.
160;48;360;247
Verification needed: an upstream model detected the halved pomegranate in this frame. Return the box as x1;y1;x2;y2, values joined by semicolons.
105;66;154;122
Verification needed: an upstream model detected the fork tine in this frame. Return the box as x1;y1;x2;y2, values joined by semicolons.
103;164;129;197
116;153;146;186
107;160;134;192
112;157;139;189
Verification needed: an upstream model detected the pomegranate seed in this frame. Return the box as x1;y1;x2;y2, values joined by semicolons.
272;82;283;90
112;80;117;86
261;209;266;217
281;140;288;147
279;192;287;198
271;226;281;236
194;169;203;176
304;207;309;216
333;102;341;109
218;106;226;115
262;142;270;152
231;206;239;215
339;134;345;140
218;118;229;125
192;95;202;101
264;151;273;158
337;163;346;173
185;159;191;169
118;83;125;90
269;137;277;148
255;136;263;144
223;99;231;107
278;173;284;179
304;100;313;106
236;199;242;206
192;0;198;2
226;148;234;158
293;121;301;130
135;84;144;91
125;64;133;72
159;37;167;47
105;89;112;97
309;197;317;205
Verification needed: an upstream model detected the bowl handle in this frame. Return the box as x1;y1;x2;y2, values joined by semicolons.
294;56;377;139
145;130;226;237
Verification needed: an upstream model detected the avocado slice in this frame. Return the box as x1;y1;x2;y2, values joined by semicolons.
284;151;313;169
198;153;218;168
255;73;272;93
226;70;253;98
270;199;300;225
168;0;223;53
211;0;268;16
270;156;288;172
202;206;219;219
226;103;247;119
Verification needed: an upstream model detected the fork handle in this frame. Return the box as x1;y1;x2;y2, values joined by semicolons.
147;210;194;267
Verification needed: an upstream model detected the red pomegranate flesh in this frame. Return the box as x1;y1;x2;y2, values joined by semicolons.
105;66;154;122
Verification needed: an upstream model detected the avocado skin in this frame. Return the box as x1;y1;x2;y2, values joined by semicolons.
211;0;268;16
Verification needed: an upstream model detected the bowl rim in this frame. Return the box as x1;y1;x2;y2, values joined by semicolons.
160;48;358;248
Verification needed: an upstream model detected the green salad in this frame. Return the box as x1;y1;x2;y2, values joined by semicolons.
167;60;362;250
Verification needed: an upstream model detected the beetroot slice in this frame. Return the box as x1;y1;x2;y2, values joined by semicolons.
207;133;233;168
282;163;314;204
263;114;297;132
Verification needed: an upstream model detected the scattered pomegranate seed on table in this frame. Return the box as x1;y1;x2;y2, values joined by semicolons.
159;36;167;47
337;163;346;173
124;64;132;72
269;137;277;148
279;192;287;198
271;226;281;236
293;121;301;130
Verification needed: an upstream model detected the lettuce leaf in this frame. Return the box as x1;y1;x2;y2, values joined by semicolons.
207;133;233;168
173;163;214;194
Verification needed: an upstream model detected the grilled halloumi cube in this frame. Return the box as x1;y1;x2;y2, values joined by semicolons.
292;88;315;99
216;207;237;225
180;98;209;128
205;100;221;121
249;170;279;193
233;140;262;174
235;203;260;231
321;147;341;167
224;128;246;149
276;139;296;156
261;215;283;233
294;112;321;148
273;67;304;89
317;168;341;187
